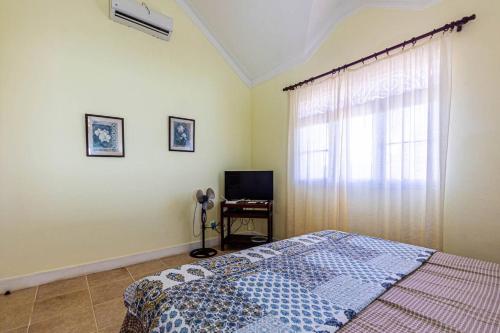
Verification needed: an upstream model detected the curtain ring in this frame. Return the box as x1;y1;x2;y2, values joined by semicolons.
432;29;439;39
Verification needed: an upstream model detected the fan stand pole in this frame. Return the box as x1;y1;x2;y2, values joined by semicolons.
190;206;217;258
201;208;206;248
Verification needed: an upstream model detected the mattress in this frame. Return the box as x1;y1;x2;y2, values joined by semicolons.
120;231;437;332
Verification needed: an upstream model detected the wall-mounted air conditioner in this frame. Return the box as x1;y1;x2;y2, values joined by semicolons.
110;0;173;41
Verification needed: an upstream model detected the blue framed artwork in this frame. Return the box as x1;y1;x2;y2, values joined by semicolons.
169;116;195;152
85;114;125;157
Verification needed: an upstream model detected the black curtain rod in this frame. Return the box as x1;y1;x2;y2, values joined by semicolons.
283;14;476;92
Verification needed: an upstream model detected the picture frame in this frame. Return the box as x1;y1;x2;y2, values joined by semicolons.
85;114;125;157
169;116;195;152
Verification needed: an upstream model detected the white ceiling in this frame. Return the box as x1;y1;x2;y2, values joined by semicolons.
176;0;440;86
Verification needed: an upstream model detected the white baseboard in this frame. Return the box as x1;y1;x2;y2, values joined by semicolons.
0;237;219;294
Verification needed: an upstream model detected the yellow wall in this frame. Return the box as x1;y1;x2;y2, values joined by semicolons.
1;0;499;280
0;0;251;278
251;0;500;263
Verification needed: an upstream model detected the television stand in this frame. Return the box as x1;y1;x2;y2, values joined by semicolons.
220;200;273;251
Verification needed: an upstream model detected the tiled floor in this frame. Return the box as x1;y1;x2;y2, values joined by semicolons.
0;248;233;333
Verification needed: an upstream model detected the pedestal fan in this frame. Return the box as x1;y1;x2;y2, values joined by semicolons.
190;188;218;258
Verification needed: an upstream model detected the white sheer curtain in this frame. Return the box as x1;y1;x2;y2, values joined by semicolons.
287;36;452;249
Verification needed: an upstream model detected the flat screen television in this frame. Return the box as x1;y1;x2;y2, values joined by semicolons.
225;171;273;201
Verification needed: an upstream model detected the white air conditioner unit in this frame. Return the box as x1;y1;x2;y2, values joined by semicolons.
110;0;173;41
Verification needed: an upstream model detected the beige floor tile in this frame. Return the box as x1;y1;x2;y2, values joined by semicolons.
3;327;28;333
87;268;130;288
97;324;121;333
162;253;197;268
0;302;32;332
31;289;92;324
1;249;238;333
93;298;127;330
126;259;168;280
36;276;87;302
0;288;36;308
89;277;133;305
28;307;96;333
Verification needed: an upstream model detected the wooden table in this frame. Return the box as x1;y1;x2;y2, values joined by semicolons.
220;200;273;251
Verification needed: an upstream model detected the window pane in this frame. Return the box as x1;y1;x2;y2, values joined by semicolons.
299;151;328;180
298;122;329;180
388;105;428;144
349;114;373;180
299;123;328;153
388;107;403;144
410;106;428;142
386;103;428;181
296;104;429;182
386;141;427;181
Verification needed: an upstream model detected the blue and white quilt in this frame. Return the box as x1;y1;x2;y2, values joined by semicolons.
123;231;435;333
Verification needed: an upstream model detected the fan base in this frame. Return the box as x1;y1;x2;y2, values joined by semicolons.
190;248;218;258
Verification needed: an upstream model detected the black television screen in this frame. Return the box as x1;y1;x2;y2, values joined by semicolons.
225;171;273;201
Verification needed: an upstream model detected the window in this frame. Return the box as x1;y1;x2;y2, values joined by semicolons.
288;36;451;249
298;104;428;182
298;123;329;180
348;113;373;180
385;105;428;181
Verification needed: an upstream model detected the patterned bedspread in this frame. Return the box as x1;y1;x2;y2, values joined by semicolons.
340;252;500;333
121;231;434;333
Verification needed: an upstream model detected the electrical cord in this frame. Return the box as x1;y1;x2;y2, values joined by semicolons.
231;217;255;233
194;202;258;236
192;202;201;238
193;201;223;235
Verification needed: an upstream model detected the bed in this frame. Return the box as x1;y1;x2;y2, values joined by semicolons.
120;231;500;333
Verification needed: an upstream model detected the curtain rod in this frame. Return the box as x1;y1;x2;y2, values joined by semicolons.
283;14;476;92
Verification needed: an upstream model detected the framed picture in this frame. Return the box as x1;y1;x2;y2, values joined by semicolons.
85;114;125;157
169;116;195;152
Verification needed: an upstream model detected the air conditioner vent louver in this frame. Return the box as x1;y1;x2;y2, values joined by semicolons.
110;0;173;41
115;11;170;36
